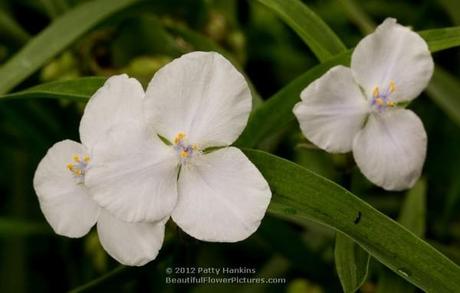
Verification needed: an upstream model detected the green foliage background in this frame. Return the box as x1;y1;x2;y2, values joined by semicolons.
0;0;460;292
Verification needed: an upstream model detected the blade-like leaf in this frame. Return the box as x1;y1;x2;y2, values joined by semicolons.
236;52;351;148
426;67;460;127
257;0;347;62
377;179;427;293
243;149;460;292
0;218;51;236
0;0;139;94
237;28;460;148
398;179;427;237
0;77;106;101
335;232;370;293
419;27;460;52
337;0;375;34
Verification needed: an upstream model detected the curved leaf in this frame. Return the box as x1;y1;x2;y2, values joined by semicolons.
0;218;51;236
0;0;139;94
426;67;460;127
377;179;427;293
335;232;370;293
0;77;105;101
419;27;460;52
244;149;460;292
257;0;347;62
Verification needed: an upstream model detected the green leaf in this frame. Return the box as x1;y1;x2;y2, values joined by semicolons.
335;232;370;293
0;0;139;94
257;0;347;62
0;77;106;101
377;179;427;293
337;0;375;34
243;149;460;292
438;0;460;25
0;218;51;236
398;179;427;237
0;10;31;47
419;27;460;52
236;52;351;148
237;28;460;148
426;67;460;128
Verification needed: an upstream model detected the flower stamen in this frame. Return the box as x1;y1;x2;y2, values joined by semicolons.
66;154;90;179
371;80;397;112
173;132;200;164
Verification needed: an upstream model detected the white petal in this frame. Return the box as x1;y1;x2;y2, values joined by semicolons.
97;210;166;266
144;51;251;148
33;140;100;237
79;74;145;149
351;18;434;102
293;66;369;153
172;147;271;242
352;109;427;191
85;122;179;223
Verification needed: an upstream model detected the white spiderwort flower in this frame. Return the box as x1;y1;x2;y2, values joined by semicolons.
86;51;272;242
33;75;165;266
293;18;434;191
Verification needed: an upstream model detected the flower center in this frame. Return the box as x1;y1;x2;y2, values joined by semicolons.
370;80;397;112
173;132;200;164
66;154;90;183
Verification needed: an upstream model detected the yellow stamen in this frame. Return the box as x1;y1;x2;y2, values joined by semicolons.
372;87;380;98
387;101;395;107
83;155;90;163
66;163;74;170
375;97;384;106
174;132;186;144
180;150;189;158
389;80;396;93
72;155;80;162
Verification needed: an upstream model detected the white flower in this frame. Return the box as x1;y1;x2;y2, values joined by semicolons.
86;51;272;242
33;75;165;266
293;18;434;191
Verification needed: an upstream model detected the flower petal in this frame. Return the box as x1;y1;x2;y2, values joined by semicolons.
172;147;271;242
352;109;427;191
351;18;434;102
33;140;100;237
97;210;166;266
144;51;251;148
79;74;145;150
85;122;178;223
293;65;369;153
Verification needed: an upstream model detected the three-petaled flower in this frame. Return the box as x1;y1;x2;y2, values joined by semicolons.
86;51;271;242
293;18;434;190
34;75;166;266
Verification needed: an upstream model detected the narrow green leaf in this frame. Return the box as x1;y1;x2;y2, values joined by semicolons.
377;179;427;293
419;27;460;52
337;0;375;34
0;77;106;101
426;67;460;127
236;52;351;148
257;0;347;62
0;10;31;46
0;218;51;236
237;28;460;148
398;179;427;237
0;0;139;94
243;149;460;292
438;0;460;25
335;232;370;293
